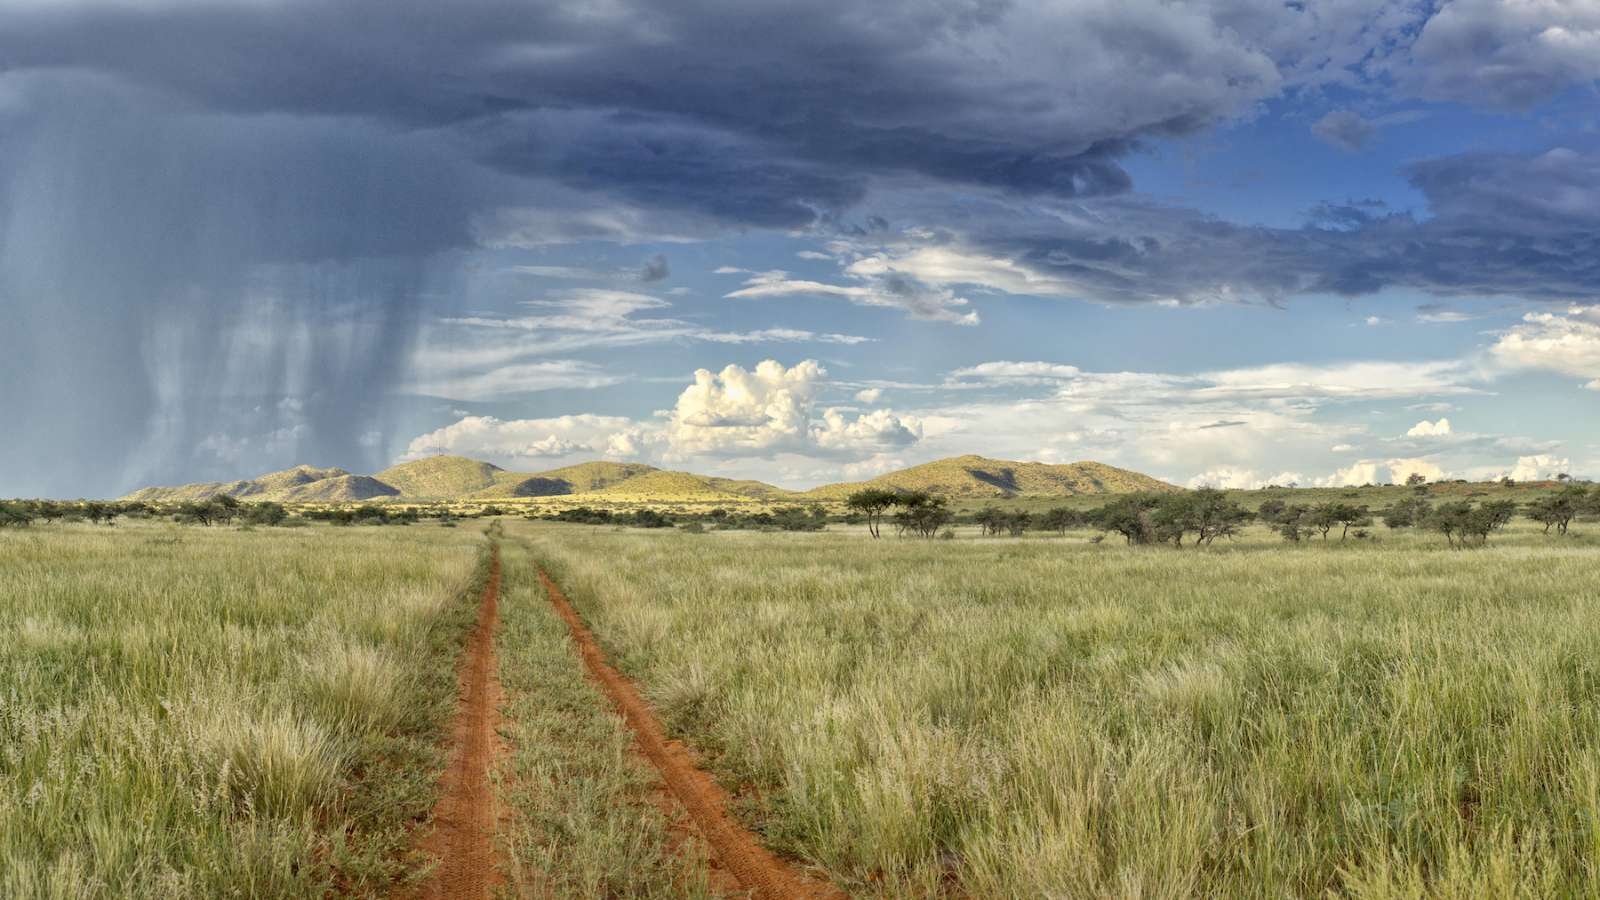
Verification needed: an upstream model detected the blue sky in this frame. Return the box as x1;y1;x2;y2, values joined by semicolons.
2;0;1598;496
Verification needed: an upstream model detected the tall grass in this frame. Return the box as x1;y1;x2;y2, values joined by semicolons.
0;522;482;899
514;520;1600;898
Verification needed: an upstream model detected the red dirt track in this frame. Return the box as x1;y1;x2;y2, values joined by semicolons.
539;569;847;900
414;546;505;900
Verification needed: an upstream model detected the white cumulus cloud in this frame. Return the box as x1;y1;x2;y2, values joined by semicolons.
663;359;923;458
1505;454;1571;481
813;407;922;452
1406;417;1452;437
1489;306;1600;387
1186;467;1305;490
665;360;822;454
1319;457;1447;487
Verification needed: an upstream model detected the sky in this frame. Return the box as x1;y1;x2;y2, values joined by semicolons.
2;0;1599;497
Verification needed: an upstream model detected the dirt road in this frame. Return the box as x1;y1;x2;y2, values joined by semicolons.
539;569;846;900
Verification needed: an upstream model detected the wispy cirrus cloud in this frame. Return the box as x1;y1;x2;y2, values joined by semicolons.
723;269;979;325
406;359;622;402
412;289;873;401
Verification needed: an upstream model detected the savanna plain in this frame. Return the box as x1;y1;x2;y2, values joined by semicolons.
5;510;1600;899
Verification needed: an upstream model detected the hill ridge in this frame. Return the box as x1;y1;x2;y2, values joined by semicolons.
800;455;1177;500
124;453;1174;503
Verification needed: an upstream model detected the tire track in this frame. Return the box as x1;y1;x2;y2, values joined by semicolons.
538;568;847;900
413;545;505;900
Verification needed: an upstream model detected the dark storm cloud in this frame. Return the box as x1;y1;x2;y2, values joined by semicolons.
1395;0;1600;110
0;0;1297;496
0;0;1292;217
900;144;1600;308
0;75;495;496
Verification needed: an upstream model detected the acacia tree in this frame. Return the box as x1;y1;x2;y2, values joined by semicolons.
1257;498;1288;522
1481;499;1517;532
1424;501;1496;547
845;488;898;538
1146;489;1252;548
1088;493;1162;545
29;501;64;524
1306;504;1339;540
1040;507;1079;535
1382;496;1430;529
213;494;240;525
1526;486;1589;535
244;501;289;526
1263;503;1310;542
0;501;34;527
891;492;951;538
1328;503;1372;540
177;500;213;526
79;501;121;526
1182;489;1253;546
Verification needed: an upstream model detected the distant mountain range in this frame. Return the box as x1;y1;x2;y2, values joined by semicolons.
122;454;1176;503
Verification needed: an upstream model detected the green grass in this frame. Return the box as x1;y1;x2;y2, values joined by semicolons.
0;521;484;898
512;519;1600;898
492;538;725;898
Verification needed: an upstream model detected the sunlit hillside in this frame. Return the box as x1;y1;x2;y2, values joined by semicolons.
803;455;1178;500
122;454;1182;505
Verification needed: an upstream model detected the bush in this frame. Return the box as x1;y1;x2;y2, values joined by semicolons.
549;506;674;529
0;501;34;528
243;502;288;526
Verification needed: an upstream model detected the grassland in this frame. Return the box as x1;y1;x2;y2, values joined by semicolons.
0;522;483;898
10;496;1600;898
513;518;1600;898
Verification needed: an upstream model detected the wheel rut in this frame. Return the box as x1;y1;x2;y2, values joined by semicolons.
538;568;847;900
411;545;505;900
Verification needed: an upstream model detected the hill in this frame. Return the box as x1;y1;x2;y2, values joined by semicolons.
123;454;1172;504
588;469;772;503
803;455;1177;500
277;474;399;502
374;456;504;497
534;462;660;492
124;465;356;503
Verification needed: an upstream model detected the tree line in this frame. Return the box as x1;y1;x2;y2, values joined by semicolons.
4;484;1597;547
844;484;1600;547
0;496;446;528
